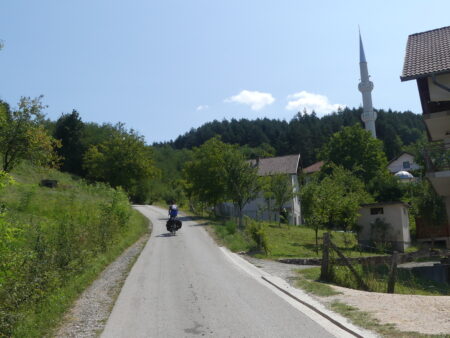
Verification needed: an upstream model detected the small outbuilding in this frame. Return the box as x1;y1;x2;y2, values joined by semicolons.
357;202;411;252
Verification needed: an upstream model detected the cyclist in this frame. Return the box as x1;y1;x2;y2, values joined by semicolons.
168;202;178;219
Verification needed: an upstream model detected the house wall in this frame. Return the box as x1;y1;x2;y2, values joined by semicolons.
357;204;411;252
216;174;302;225
387;153;421;173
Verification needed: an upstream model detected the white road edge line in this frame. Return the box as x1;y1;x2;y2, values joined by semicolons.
219;247;378;338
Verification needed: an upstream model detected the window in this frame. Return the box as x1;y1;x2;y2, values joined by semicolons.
403;161;410;169
370;207;384;215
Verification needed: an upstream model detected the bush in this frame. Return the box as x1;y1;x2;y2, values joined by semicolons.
246;219;270;255
224;220;237;235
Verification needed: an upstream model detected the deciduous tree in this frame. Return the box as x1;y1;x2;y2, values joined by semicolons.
262;173;295;226
182;137;230;211
301;166;372;252
83;124;159;202
319;124;389;184
222;149;260;228
0;96;61;172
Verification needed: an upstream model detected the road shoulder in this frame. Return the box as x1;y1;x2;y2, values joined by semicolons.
54;225;151;337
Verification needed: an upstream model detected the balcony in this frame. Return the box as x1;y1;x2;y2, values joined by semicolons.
424;142;450;197
424;142;450;171
423;110;450;141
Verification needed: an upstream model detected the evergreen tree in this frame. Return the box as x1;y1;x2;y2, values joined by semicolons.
54;110;85;176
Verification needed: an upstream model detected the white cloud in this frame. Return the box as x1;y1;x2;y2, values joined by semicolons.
225;90;275;111
285;91;345;116
196;105;209;111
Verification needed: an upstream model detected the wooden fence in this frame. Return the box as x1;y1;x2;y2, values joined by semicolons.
319;232;449;293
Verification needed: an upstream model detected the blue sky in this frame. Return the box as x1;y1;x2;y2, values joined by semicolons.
1;1;449;143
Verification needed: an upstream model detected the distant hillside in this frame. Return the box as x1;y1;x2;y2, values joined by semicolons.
160;107;424;167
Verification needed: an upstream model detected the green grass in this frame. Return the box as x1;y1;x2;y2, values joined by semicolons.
329;262;450;296
296;263;450;296
330;301;447;338
209;217;379;259
0;163;150;337
294;267;341;297
14;210;149;338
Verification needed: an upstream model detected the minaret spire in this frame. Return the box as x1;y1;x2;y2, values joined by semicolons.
358;30;377;138
359;30;366;63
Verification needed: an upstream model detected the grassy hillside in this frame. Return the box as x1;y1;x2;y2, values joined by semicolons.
0;163;149;337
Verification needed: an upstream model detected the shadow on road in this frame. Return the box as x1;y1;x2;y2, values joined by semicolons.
178;216;203;222
156;233;177;238
188;222;209;227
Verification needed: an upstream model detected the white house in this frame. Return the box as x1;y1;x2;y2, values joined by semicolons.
216;154;302;225
357;202;411;252
387;152;421;173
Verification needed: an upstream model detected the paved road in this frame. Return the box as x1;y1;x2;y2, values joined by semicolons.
102;206;340;338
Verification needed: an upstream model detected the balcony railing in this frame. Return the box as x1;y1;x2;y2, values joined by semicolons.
424;142;450;172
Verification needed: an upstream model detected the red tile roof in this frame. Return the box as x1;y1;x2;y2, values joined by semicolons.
401;25;450;81
302;161;324;174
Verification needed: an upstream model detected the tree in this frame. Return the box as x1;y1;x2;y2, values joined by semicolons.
0;96;61;172
222;149;260;228
262;173;295;226
182;137;230;211
54;110;85;175
319;124;389;184
301;176;331;253
183;137;260;224
367;174;405;202
83;124;159;202
301;166;372;252
410;180;448;226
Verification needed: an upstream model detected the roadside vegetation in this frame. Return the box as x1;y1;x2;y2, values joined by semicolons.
211;218;382;259
0;164;149;337
297;265;449;296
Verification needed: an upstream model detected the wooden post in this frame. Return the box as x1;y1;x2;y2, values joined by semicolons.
320;233;330;281
330;241;369;291
387;251;398;294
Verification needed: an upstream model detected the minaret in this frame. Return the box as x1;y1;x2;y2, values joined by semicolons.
358;31;377;138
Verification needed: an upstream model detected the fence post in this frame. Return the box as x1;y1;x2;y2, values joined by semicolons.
320;232;330;281
387;251;398;294
330;241;369;291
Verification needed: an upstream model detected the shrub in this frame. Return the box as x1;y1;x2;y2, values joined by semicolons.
246;219;270;255
225;220;237;235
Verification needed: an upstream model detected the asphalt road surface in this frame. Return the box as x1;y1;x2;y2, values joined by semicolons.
101;206;343;338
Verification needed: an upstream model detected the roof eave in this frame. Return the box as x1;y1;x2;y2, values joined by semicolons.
401;69;450;82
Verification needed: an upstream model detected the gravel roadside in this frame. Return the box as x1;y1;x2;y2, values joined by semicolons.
54;233;150;338
241;255;450;336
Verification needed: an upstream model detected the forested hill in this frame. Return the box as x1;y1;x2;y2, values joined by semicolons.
159;107;424;167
